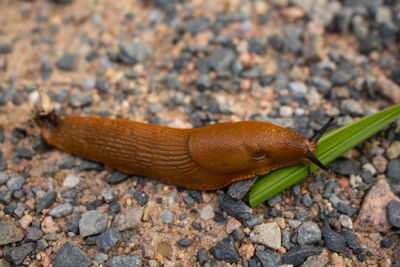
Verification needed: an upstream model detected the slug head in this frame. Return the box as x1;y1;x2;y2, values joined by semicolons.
189;118;335;177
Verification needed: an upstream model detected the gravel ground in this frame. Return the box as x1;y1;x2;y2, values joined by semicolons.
0;0;400;266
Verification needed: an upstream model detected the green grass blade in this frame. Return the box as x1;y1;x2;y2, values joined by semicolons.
249;104;400;207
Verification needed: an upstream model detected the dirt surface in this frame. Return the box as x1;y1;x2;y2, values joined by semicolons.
0;0;399;266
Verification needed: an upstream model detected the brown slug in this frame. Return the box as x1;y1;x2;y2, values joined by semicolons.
36;108;334;190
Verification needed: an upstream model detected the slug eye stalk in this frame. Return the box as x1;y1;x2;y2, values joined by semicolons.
310;116;336;144
306;116;336;170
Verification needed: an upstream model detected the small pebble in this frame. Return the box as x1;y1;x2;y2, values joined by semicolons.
283;245;322;266
160;209;173;224
250;222;281;250
178;238;191;247
114;208;143;231
341;230;363;254
133;190;148;206
79;210;108;237
63;175;79;188
297;221;322;245
56;53;79;71
96;227;121;252
322;220;346;253
102;188;118;203
210;236;239;264
49;203;73;218
52;242;91;267
7;176;25;191
387;200;400;228
4;242;35;265
106;255;142;267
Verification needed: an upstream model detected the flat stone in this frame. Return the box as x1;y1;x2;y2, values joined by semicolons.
106;255;142;267
114;208;143;231
283;245;322;266
56;53;78;71
321;220;346;253
63;175;80;188
387;159;400;183
227;177;257;200
49;203;73;218
79;210;108;237
0;221;24;245
220;194;253;220
210;236;239;264
96;227;121;252
36;191;57;214
250;222;281;250
255;250;282;266
7;176;25;191
387;200;400;228
355;178;400;232
4;242;35;265
53;242;91;267
118;41;152;65
200;204;215;220
298;221;321;245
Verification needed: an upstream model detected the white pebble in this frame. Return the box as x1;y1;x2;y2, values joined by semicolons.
279;106;293;117
63;175;80;188
362;163;377;175
294;108;305;116
339;214;353;229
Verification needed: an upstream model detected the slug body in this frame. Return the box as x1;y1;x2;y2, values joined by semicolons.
38;115;329;190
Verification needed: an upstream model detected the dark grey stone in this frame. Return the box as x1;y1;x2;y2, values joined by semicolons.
330;71;351;86
59;156;76;169
133;190;148;206
327;157;359;176
108;171;129;184
227;177;257;200
302;194;313;207
321;220;346;253
36;191;57;214
210;236;238;264
207;48;235;73
196;73;213;91
387;159;400;183
0;43;12;54
49;203;73;218
161;73;181;89
178;238;191;247
96;227;121;252
341;230;363;254
56;53;78;71
106;255;142;267
77;160;103;172
197;248;208;264
14;146;33;159
244;217;263;229
79;210;108;237
188;190;203;203
69;94;93;108
118;41;152;65
255;250;282;267
95;79;109;93
26;227;43;241
337;202;359;217
0;190;12;204
298;221;321;245
7;176;25;191
283;245;322;266
4;242;35;265
68;214;81;233
183;18;209;34
388;200;400;228
53;242;91;267
220;194;253;220
381;235;396;248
